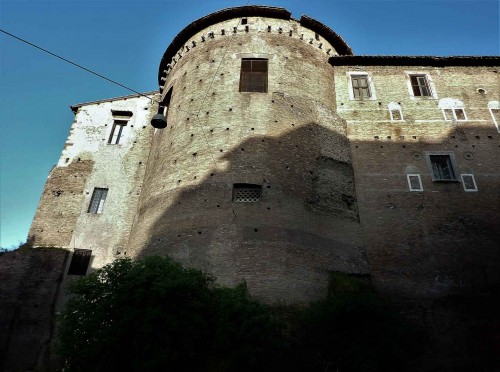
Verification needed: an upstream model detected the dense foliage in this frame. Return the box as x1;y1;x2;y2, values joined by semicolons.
58;258;421;371
287;273;423;372
58;257;282;372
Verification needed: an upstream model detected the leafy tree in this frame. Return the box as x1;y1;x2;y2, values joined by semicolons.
286;273;424;372
57;256;283;372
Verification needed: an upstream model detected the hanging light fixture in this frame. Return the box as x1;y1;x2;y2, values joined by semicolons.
151;113;167;129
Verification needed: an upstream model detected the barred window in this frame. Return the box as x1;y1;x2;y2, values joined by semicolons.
429;155;456;181
67;249;92;275
88;188;108;214
239;59;268;93
232;184;262;203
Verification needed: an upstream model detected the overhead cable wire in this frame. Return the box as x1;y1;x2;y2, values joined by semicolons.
0;28;157;103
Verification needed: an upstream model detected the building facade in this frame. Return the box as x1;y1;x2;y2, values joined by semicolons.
29;6;500;307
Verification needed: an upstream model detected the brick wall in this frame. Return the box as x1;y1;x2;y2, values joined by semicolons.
0;248;68;371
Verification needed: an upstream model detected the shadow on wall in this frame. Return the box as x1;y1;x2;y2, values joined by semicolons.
129;117;500;306
348;123;500;300
135;119;500;369
131;122;369;304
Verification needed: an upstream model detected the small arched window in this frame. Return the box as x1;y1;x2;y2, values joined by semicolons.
439;98;467;121
388;102;403;121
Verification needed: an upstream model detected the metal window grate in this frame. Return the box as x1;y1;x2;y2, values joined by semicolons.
88;188;108;214
430;155;455;181
233;184;262;202
67;249;92;275
240;59;268;93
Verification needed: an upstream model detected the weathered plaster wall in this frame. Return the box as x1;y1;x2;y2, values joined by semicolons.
0;248;68;372
128;16;368;304
29;94;156;269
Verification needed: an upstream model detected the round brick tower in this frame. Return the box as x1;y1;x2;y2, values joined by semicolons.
128;6;368;303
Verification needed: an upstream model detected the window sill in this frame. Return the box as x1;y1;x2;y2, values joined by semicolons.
431;179;459;183
409;95;438;100
349;98;376;101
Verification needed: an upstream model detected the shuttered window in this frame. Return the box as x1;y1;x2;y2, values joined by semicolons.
239;59;268;93
351;75;371;98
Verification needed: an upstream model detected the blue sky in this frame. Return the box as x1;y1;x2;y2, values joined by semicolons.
0;0;498;248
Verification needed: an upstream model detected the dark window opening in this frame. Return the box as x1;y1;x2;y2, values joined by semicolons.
111;110;133;117
429;155;456;181
239;59;268;93
159;86;173;117
241;18;247;25
407;174;423;191
391;109;402;121
67;249;92;275
462;174;477;191
88;188;108;214
108;120;127;144
233;183;262;202
351;75;371;98
410;75;431;96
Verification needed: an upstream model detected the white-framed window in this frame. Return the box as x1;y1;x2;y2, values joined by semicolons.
108;120;127;144
88;188;108;214
348;72;376;100
407;174;423;191
388;102;404;121
406;72;437;99
108;110;132;145
439;98;467;122
443;108;467;121
461;174;478;192
488;101;500;133
425;152;458;182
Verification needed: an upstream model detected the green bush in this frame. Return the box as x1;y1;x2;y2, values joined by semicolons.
58;256;282;372
286;273;423;372
58;259;421;371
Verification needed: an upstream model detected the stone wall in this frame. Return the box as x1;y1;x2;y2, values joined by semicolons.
334;63;500;370
29;94;156;269
0;248;68;371
128;15;368;304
